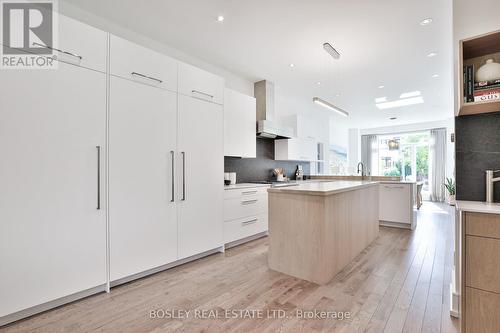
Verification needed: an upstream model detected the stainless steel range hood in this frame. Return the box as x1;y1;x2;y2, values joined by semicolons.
254;80;293;139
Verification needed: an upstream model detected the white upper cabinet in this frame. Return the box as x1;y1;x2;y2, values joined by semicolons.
275;138;317;161
178;62;224;104
282;114;320;141
54;14;107;72
109;35;178;91
224;89;256;158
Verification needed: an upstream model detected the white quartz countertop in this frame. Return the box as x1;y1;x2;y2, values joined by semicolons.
456;200;500;214
224;183;270;190
267;181;379;196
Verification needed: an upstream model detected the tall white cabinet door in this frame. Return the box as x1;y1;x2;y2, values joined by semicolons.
178;95;224;259
109;76;178;281
0;62;106;318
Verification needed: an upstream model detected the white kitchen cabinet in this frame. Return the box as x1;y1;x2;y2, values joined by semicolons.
109;76;178;282
275;138;317;161
0;62;107;320
224;89;256;158
177;94;224;259
109;35;178;91
178;62;224;104
379;183;416;230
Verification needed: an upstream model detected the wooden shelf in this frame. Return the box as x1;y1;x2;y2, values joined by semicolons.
458;29;500;116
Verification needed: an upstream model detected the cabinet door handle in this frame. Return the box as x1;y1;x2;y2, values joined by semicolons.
131;71;163;84
191;90;214;99
242;190;258;195
242;218;258;226
170;151;175;202
181;152;186;201
32;42;83;60
241;199;258;205
96;146;101;210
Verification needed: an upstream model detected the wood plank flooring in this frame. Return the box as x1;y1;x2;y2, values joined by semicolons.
1;202;459;333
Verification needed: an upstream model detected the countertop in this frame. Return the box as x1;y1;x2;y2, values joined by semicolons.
379;181;416;184
267;181;379;196
224;183;270;190
456;200;500;214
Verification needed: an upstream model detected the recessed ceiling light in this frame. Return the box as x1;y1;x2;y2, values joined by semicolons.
399;91;421;98
420;18;433;26
375;97;387;103
316;81;321;85
390;117;397;120
335;93;341;97
216;15;224;22
378;85;385;89
432;74;439;78
427;52;437;58
289;63;295;68
313;97;349;117
376;96;424;110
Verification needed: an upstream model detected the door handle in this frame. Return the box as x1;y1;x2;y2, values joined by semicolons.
241;199;258;205
181;152;186;201
170;151;175;202
131;72;163;84
242;218;258;226
191;90;214;99
96;146;101;210
32;42;83;60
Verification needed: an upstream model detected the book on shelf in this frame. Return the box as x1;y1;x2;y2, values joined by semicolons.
474;88;500;97
475;79;500;88
475;83;500;91
474;91;500;102
464;65;474;102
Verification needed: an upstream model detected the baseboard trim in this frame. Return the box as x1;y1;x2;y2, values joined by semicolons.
110;246;224;288
224;232;268;249
0;284;106;327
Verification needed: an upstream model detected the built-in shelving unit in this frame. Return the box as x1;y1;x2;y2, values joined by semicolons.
458;29;500;116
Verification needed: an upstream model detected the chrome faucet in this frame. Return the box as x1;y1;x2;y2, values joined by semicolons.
486;170;500;203
357;162;365;177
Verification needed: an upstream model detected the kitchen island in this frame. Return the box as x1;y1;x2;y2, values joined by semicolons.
267;181;380;284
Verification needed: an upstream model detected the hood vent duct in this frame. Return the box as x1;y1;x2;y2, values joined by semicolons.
254;80;293;139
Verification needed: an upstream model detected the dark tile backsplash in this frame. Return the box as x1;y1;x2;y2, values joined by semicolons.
224;138;311;183
455;112;500;202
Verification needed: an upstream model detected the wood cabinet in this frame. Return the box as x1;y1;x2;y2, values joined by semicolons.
0;61;107;320
223;186;269;245
223;88;256;158
109;75;178;282
461;212;500;332
379;183;416;230
177;94;224;259
178;62;225;104
274;138;317;161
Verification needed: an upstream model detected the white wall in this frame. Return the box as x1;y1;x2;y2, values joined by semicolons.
453;0;500;115
359;118;455;179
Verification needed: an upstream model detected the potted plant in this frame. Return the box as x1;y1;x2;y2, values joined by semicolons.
444;178;456;206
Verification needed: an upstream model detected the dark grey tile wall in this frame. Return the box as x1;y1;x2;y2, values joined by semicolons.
455;111;500;202
224;138;311;183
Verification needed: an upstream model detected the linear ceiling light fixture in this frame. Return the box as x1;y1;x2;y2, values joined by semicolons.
399;90;421;98
376;96;424;110
313;97;349;117
323;43;340;60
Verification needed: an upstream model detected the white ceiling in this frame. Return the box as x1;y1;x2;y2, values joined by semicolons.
62;0;454;128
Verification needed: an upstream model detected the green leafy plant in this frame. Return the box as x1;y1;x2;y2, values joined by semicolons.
444;178;456;195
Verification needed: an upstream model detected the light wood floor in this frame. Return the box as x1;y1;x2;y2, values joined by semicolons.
2;202;459;333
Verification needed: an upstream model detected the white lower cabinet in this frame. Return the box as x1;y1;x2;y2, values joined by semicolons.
223;186;269;245
0;62;107;320
177;95;224;259
109;76;178;282
379;183;416;229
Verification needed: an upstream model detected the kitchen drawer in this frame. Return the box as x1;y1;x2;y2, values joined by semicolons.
224;213;268;244
224;186;268;199
466;235;500;293
465;287;500;333
178;62;224;104
466;212;500;239
224;194;267;221
109;35;177;91
54;15;108;72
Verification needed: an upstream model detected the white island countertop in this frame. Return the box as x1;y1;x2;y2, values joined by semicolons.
456;200;500;214
267;180;379;196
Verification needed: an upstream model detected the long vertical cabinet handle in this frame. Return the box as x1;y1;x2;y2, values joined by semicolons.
181;151;186;201
96;146;101;210
170;151;175;202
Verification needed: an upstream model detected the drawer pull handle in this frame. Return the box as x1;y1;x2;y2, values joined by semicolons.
241;199;258;205
242;218;258;226
131;72;163;84
242;190;258;195
192;90;214;99
32;42;82;60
